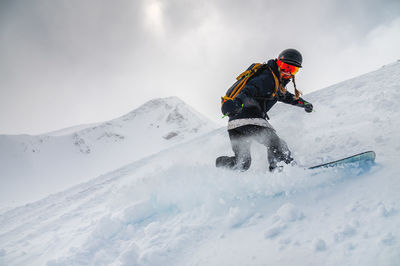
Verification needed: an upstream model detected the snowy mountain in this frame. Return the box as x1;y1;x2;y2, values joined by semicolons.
269;61;400;165
1;62;400;265
0;96;217;208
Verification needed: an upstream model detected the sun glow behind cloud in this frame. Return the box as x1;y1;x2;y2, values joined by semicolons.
144;1;164;36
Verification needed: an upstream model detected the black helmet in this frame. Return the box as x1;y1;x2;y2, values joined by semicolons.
278;48;302;68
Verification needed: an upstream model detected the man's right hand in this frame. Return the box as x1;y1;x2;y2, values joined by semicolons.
221;99;242;116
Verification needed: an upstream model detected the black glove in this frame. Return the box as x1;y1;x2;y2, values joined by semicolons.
304;102;313;113
221;99;242;116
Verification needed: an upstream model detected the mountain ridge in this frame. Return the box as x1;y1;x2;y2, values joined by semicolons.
0;96;217;208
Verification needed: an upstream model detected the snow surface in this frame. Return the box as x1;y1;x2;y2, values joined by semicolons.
1;62;400;265
0;96;217;208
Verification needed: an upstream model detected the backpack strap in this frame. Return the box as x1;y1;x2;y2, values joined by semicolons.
221;63;265;104
267;65;280;97
227;74;251;100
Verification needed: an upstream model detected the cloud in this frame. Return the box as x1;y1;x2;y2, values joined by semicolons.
0;0;399;134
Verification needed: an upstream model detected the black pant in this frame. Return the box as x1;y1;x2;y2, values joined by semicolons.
216;125;293;171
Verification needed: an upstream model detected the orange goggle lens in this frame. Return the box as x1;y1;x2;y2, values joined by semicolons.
277;60;299;75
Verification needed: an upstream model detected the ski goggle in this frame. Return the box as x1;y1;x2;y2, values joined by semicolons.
277;60;299;76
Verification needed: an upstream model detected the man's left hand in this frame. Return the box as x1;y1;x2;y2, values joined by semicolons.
304;102;313;113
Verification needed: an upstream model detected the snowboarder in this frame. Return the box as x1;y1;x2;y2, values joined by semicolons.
216;48;313;172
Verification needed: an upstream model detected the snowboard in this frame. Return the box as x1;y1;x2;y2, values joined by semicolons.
308;151;376;170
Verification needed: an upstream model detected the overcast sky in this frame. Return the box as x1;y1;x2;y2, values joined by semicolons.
1;0;400;134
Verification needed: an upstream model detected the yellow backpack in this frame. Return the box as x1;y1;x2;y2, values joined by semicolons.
221;63;279;107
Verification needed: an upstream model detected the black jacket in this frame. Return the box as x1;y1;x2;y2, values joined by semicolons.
222;59;310;121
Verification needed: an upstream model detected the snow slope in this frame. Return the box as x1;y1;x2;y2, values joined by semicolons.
0;96;217;208
1;62;400;265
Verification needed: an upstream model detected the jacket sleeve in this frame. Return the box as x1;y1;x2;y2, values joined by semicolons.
277;90;311;109
236;85;263;110
221;98;242;116
237;71;277;109
221;84;262;116
221;69;276;116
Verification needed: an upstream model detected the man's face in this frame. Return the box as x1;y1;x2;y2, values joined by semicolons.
277;60;299;80
279;69;292;80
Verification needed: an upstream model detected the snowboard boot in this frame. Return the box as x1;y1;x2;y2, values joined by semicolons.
216;156;236;169
269;164;284;173
268;161;283;172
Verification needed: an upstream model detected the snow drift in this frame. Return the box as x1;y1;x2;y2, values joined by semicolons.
0;96;217;208
1;62;400;265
